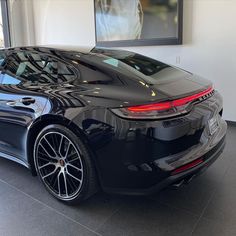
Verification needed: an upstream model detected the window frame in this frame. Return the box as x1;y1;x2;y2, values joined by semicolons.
1;0;11;47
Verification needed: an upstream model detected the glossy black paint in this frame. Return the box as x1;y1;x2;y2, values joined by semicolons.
0;46;227;194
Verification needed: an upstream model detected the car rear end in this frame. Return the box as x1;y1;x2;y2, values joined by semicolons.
96;90;226;195
74;49;227;195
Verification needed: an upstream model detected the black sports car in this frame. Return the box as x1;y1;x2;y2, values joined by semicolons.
0;46;227;204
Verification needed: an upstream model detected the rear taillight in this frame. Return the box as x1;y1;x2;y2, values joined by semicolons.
171;158;204;175
111;86;214;120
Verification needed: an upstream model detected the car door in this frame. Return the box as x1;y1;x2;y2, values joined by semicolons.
0;50;50;164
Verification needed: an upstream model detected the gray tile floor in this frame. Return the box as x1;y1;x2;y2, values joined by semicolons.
0;124;235;236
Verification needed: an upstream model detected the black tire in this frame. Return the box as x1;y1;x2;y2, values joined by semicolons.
33;124;98;204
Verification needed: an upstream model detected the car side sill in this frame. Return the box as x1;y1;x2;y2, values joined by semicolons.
0;151;29;169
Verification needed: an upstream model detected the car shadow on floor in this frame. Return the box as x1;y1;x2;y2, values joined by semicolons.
0;125;235;235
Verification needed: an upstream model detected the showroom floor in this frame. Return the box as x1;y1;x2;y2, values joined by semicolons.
0;124;235;236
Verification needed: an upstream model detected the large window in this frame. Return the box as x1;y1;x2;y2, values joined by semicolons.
0;0;10;47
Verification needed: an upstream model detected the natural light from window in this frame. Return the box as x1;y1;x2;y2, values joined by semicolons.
0;4;4;48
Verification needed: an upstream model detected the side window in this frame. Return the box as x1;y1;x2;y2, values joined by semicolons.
58;61;76;82
31;53;58;84
1;52;22;85
1;51;76;85
1;74;21;85
2;52;37;85
0;51;6;68
0;50;7;84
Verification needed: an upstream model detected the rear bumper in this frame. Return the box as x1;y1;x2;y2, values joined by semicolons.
103;134;226;195
76;90;227;194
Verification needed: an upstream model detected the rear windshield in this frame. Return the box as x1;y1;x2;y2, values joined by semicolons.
82;49;189;85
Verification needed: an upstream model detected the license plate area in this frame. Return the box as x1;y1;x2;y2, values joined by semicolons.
208;116;219;135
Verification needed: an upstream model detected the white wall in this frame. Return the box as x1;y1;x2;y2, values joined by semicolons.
32;0;95;47
12;0;236;121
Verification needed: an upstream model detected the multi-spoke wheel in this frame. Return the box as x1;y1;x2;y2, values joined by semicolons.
34;124;98;204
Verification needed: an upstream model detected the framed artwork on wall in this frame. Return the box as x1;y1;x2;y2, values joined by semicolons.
94;0;183;47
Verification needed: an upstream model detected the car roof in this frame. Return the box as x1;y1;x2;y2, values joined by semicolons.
38;45;95;53
2;45;95;54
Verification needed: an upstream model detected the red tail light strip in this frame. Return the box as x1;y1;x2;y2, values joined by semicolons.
171;158;204;175
127;87;214;112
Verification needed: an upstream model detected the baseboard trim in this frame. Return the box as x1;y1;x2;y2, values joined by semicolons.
226;120;236;126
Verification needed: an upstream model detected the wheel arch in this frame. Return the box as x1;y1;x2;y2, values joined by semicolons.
27;114;94;176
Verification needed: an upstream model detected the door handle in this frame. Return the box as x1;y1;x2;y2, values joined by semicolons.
20;97;36;106
6;97;36;107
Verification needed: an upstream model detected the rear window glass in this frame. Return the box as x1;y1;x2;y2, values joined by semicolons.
88;49;189;85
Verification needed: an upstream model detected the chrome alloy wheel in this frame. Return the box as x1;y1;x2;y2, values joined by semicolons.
34;131;83;200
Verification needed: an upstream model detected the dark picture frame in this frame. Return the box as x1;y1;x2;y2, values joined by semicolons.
95;0;183;47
